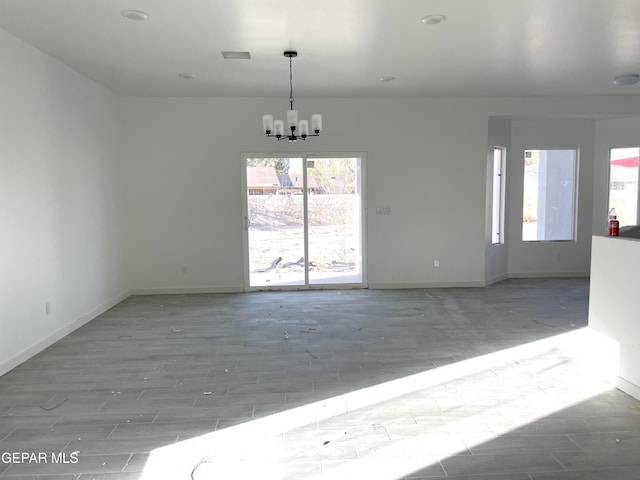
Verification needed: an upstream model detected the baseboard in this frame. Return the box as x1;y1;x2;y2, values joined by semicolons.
484;273;509;286
369;280;486;289
0;289;131;378
616;376;640;402
130;285;244;295
508;271;590;279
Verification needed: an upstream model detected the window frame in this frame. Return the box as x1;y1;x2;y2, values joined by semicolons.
607;146;640;228
521;148;579;243
491;146;506;245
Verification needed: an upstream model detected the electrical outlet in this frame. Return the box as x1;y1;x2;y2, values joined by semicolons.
434;260;440;268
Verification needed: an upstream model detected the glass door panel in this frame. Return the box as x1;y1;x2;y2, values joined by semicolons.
246;157;305;287
307;157;363;285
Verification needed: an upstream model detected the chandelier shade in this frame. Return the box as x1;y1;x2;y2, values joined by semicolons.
262;51;322;142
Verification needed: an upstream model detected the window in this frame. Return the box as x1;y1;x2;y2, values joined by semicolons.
522;149;577;241
491;147;506;244
608;147;639;227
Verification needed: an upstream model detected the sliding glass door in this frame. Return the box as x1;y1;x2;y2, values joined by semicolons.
242;154;365;290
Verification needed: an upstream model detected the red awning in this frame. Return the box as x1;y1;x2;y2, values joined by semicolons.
611;156;639;168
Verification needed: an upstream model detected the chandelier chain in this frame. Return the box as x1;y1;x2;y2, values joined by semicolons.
289;55;294;109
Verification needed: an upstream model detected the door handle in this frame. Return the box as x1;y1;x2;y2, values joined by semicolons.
245;216;251;230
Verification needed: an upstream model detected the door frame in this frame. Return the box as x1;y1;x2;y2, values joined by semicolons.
241;152;367;291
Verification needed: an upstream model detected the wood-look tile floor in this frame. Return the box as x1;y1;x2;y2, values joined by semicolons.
1;279;639;479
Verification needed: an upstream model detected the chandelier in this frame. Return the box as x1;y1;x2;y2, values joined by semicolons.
262;51;322;142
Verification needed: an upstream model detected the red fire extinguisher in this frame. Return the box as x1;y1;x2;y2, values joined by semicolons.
608;208;619;237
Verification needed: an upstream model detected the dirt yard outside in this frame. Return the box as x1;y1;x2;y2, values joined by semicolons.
247;194;361;285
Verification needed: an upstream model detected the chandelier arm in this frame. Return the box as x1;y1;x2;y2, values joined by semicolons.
264;133;319;139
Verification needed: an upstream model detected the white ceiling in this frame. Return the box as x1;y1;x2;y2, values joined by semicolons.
2;0;640;98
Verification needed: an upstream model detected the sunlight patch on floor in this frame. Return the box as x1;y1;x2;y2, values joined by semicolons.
139;328;619;480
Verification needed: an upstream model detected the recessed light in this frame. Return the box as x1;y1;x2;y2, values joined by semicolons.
379;76;396;82
613;74;640;86
178;73;196;79
421;14;447;25
221;51;252;60
120;10;149;21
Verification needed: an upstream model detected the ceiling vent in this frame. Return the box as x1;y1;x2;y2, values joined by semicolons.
221;51;251;60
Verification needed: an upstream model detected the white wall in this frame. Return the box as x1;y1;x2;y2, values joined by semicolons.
122;97;640;293
507;119;595;277
122;98;490;291
485;116;511;283
0;29;128;375
593;116;640;234
125;98;640;292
